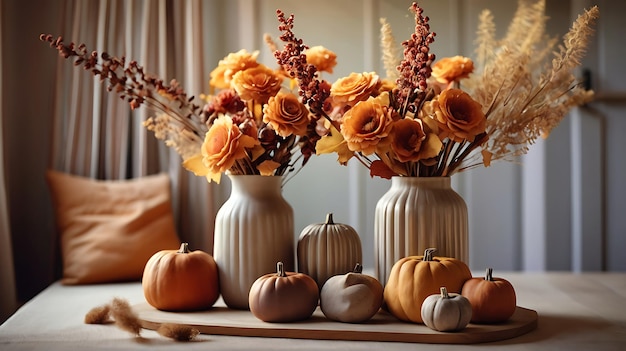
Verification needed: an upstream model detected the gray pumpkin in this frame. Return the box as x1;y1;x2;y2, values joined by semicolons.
297;213;362;289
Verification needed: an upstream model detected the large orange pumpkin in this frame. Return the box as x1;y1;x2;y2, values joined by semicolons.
383;248;472;323
461;267;517;323
142;242;220;311
249;261;319;323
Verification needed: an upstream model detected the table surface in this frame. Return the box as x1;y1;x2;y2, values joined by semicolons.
1;272;625;350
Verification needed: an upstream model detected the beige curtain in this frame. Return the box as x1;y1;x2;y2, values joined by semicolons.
0;0;17;323
49;0;217;252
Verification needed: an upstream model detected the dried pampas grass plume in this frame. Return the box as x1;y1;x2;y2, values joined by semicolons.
459;0;599;172
157;323;200;342
379;18;401;80
84;304;112;324
109;297;143;336
84;298;202;342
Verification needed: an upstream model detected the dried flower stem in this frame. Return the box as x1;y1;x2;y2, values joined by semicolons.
40;34;206;160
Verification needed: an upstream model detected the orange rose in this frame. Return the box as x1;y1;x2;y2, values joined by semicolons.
305;46;337;74
330;72;380;109
431;56;474;84
209;49;260;89
263;92;310;137
340;92;394;155
428;89;486;143
231;65;283;104
198;115;260;183
390;118;442;163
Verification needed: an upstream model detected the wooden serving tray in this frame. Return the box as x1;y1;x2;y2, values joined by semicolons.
135;300;538;344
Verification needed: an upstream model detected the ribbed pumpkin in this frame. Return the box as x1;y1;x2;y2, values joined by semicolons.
248;262;319;323
142;243;219;312
461;268;517;323
297;213;362;288
383;248;472;323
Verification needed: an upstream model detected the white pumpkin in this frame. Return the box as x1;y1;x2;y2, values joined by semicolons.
421;287;472;332
320;264;383;323
297;213;362;288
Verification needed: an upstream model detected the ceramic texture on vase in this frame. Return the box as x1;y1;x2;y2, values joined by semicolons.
213;175;295;310
374;176;468;286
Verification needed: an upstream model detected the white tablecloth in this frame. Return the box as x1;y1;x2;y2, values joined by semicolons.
1;272;625;350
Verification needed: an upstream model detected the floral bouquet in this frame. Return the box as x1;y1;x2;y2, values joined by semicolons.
313;1;599;178
41;0;599;184
40;11;337;184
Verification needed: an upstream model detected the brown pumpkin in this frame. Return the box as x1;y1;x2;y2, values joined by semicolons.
461;267;517;323
383;248;472;323
249;261;319;322
142;242;219;311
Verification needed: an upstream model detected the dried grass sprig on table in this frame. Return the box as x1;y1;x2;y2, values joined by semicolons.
84;298;200;342
157;323;201;342
109;297;143;336
84;304;112;324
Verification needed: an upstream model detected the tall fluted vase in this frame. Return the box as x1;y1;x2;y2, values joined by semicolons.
374;176;468;286
213;175;294;310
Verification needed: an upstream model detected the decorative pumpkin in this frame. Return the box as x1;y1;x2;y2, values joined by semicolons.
383;248;472;323
320;263;384;323
461;267;517;323
249;261;319;323
142;242;219;312
297;213;362;289
421;287;472;332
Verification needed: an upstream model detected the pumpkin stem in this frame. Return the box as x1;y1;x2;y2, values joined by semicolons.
353;263;363;274
440;286;449;298
424;248;437;261
325;213;334;225
485;267;494;281
178;242;190;254
276;261;286;277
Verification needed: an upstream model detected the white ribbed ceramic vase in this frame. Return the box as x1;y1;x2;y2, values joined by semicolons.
374;176;468;286
213;175;294;310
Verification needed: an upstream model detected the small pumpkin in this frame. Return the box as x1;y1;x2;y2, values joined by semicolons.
461;267;517;323
249;261;319;323
320;263;384;323
421;287;472;332
383;248;472;323
297;213;362;289
142;242;219;312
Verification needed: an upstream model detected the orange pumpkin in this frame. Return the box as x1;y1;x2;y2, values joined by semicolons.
142;242;219;311
461;267;517;323
249;261;319;322
383;248;472;323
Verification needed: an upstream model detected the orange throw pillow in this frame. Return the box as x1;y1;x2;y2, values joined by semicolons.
46;170;181;285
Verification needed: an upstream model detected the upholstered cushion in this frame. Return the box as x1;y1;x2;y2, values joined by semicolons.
46;170;181;285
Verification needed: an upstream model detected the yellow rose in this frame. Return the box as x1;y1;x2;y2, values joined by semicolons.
428;89;486;143
263;92;310;137
209;49;260;89
340;92;394;155
183;115;259;183
231;65;283;104
330;72;380;109
305;46;337;74
390;118;442;163
431;56;474;84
